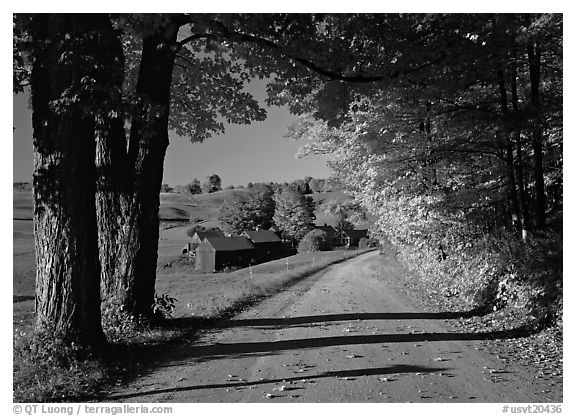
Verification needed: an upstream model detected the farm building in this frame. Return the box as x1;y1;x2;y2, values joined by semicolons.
268;224;282;238
190;229;225;251
195;236;256;272
314;224;339;246
339;229;369;247
242;229;283;260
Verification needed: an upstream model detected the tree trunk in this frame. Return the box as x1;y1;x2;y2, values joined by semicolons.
30;14;107;349
497;67;521;233
96;22;178;318
510;63;529;240
526;16;547;230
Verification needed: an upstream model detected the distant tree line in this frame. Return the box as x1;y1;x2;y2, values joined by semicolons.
161;175;340;195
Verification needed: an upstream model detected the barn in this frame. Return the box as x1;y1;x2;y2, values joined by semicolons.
339;229;368;247
242;229;283;261
195;236;256;272
314;224;339;247
190;229;225;251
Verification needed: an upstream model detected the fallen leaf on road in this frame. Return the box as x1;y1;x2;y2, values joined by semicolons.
379;377;395;382
265;393;275;399
273;386;286;392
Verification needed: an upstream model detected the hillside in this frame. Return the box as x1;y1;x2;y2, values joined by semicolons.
13;191;33;220
159;188;250;222
13;188;372;227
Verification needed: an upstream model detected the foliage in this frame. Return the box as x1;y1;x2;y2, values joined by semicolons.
297;229;330;253
183;179;202;194
101;300;148;344
13;326;106;402
201;174;222;194
220;183;275;233
152;293;178;319
160;183;173;193
273;186;316;243
358;237;379;249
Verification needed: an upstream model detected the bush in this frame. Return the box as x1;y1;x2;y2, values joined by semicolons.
152;293;178;319
13;325;105;402
298;229;330;253
359;237;379;249
393;228;562;330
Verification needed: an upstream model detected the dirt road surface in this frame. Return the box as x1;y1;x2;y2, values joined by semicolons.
106;251;557;403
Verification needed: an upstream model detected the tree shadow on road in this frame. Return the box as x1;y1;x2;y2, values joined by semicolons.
213;309;488;329
105;363;449;401
176;326;534;362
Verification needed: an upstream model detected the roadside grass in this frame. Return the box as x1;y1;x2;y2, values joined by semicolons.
13;248;370;402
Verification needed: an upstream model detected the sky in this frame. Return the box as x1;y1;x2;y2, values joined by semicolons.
12;78;332;188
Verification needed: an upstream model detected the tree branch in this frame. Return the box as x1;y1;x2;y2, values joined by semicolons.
177;33;211;49
209;20;445;84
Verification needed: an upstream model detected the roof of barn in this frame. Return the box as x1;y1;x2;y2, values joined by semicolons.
203;236;255;251
243;230;282;243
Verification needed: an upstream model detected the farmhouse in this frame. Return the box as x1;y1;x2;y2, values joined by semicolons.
314;224;339;246
242;229;283;260
195;236;256;273
339;229;369;247
190;229;225;251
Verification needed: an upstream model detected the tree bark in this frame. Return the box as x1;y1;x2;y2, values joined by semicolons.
497;67;521;233
30;14;108;349
526;16;547;230
510;63;529;240
96;22;179;317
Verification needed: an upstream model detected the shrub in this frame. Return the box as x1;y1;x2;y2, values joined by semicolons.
186;225;206;238
13;325;105;402
101;301;147;343
393;228;562;330
298;229;329;253
152;293;178;319
359;237;379;249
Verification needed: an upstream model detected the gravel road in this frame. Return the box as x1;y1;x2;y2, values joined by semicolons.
107;251;555;403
